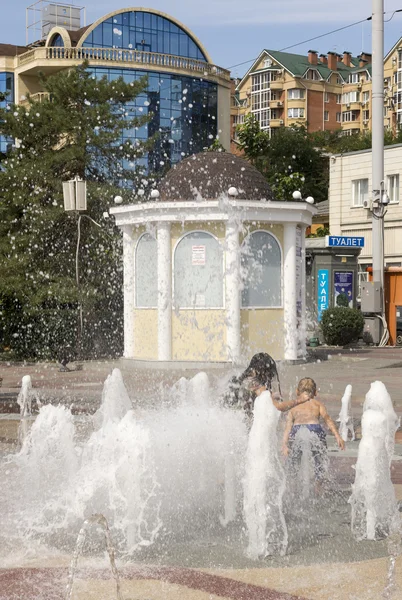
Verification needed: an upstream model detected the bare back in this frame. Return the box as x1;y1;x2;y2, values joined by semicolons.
289;399;322;425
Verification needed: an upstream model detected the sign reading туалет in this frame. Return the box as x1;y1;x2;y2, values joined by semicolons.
317;269;329;322
325;235;364;248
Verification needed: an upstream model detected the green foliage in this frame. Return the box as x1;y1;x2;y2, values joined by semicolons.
307;226;330;238
311;128;402;155
236;116;328;201
336;293;350;308
0;63;154;359
321;307;364;346
206;138;226;152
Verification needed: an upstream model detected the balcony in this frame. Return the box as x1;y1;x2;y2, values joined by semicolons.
16;46;231;83
20;92;50;107
270;118;284;127
270;78;284;90
269;100;283;109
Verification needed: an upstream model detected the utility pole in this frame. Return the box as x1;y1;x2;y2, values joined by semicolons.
371;0;388;344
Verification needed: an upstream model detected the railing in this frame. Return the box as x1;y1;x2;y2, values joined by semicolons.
20;92;50;106
17;46;231;81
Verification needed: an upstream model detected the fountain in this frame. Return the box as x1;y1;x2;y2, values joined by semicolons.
350;409;399;541
16;375;40;444
363;381;400;465
338;384;355;442
243;390;287;559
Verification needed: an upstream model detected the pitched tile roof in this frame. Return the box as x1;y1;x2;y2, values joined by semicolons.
0;43;27;57
261;49;359;81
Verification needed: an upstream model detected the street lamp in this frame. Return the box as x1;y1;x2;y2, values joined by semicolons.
292;190;314;204
62;178;107;366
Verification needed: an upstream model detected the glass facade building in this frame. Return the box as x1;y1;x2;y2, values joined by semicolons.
0;72;14;154
82;10;218;172
2;9;229;170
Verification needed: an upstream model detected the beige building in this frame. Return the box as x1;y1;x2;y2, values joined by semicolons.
329;143;402;291
231;49;366;146
0;6;231;164
231;36;402;144
110;151;315;363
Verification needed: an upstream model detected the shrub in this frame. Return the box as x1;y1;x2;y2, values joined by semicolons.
321;307;364;346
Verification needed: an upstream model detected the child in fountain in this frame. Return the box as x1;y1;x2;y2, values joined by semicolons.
282;378;345;483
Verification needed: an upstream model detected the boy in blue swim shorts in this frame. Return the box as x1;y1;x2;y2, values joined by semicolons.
282;378;345;482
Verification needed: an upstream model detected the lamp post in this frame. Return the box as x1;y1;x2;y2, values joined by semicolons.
62;177;88;362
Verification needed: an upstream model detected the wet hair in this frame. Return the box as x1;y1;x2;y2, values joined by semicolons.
239;352;282;398
297;377;317;398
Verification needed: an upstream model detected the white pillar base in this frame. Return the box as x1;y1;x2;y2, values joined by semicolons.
225;221;241;363
122;225;136;359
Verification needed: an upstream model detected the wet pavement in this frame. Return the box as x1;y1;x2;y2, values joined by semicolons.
2;346;402;599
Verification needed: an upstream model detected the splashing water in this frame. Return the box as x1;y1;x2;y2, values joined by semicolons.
16;374;40;444
338;384;354;442
350;409;399;541
363;381;400;465
243;390;287;559
286;427;329;500
1;369;247;559
65;514;124;600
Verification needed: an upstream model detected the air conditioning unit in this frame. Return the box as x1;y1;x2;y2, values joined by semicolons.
357;83;362;89
277;101;283;107
346;103;350;108
279;119;284;124
363;199;372;209
363;119;368;125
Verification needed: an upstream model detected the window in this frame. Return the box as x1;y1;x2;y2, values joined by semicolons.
264;58;272;67
174;232;223;308
287;88;305;100
362;91;370;103
336;112;341;122
348;73;360;83
324;110;329;121
304;69;321;81
342;111;358;122
241;231;282;307
324;92;329;103
363;110;370;121
387;174;399;203
288;107;305;118
352;179;369;207
399;50;402;70
83;10;207;60
135;233;158;307
336;94;341;104
342;91;360;104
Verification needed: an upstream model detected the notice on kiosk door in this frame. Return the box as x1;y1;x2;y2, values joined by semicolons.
334;271;353;307
317;269;329;321
192;245;206;265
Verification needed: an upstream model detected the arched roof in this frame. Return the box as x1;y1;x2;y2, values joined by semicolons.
158;152;276;201
45;27;71;48
76;7;212;63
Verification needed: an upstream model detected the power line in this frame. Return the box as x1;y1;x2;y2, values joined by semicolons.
226;10;402;71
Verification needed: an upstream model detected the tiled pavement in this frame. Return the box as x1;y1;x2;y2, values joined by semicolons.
2;347;402;599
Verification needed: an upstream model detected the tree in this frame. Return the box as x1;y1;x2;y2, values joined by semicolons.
236;117;328;202
0;63;154;359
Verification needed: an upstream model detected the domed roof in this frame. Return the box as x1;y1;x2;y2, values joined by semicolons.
158;152;275;201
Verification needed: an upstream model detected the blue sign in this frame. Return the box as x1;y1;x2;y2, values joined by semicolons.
317;269;329;321
325;235;364;248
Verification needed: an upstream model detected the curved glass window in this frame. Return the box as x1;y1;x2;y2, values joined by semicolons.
135;233;158;307
90;67;217;171
0;72;14;154
241;231;282;307
174;232;223;308
83;11;207;60
50;34;64;47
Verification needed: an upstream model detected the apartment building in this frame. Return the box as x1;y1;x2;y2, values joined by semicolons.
0;5;231;170
231;49;362;142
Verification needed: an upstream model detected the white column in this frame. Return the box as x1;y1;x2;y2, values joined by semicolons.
225;220;241;363
157;221;172;361
122;225;136;358
299;226;307;358
283;223;298;361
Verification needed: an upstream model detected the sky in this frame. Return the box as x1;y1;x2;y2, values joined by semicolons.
2;0;402;77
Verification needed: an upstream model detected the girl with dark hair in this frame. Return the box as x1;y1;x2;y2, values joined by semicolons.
226;353;310;419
